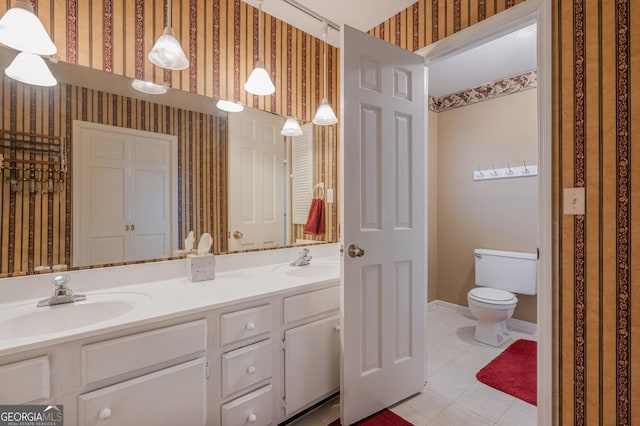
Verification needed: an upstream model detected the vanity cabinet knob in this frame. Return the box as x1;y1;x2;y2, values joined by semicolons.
246;365;256;375
98;408;112;420
245;322;256;331
334;325;341;332
247;413;257;423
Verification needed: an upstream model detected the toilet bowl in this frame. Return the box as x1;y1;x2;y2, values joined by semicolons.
469;248;537;347
467;287;518;346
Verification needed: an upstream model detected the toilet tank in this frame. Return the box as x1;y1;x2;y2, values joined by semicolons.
474;248;537;295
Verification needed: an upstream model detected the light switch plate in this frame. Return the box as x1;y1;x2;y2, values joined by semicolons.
563;187;585;215
326;188;334;203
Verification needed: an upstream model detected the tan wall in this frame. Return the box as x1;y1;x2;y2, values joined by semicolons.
427;109;438;301
372;0;640;421
435;89;538;322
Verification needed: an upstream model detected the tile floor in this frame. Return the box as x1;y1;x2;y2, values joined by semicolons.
289;305;538;426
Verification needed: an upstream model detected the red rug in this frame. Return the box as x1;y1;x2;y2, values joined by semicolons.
476;339;537;405
328;409;412;425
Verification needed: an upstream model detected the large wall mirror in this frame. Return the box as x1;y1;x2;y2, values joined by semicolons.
0;47;338;276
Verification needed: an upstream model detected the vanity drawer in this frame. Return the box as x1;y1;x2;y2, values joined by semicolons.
81;319;207;385
221;384;274;426
221;304;271;346
0;356;49;403
79;358;206;426
222;339;272;398
283;285;340;325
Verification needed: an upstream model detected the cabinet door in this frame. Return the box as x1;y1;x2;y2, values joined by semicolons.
284;315;340;416
79;358;206;426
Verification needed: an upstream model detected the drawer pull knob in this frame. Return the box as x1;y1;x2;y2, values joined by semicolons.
245;322;256;331
247;365;257;375
98;408;112;420
247;413;257;423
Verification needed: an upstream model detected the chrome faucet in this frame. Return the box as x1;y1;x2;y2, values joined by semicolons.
37;275;86;307
290;248;312;267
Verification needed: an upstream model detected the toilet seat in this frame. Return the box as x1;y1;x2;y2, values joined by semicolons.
468;287;517;305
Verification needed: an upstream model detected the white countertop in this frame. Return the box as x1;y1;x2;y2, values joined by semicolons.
0;245;340;357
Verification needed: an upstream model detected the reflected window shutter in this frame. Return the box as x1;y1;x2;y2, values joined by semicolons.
291;123;313;224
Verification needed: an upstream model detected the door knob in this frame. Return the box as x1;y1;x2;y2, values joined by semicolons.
348;244;365;258
233;231;243;239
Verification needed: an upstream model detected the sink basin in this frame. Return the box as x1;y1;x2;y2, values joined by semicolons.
272;259;340;278
0;292;151;339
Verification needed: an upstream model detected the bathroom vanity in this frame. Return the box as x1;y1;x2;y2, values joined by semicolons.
0;244;340;426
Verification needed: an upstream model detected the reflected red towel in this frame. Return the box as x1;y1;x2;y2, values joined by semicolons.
303;198;325;235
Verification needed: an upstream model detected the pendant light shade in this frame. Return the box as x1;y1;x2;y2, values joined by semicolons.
313;23;337;126
148;26;189;70
244;1;274;96
312;98;338;125
148;0;188;70
5;51;56;87
281;117;303;136
216;99;244;113
132;79;168;95
0;0;56;56
244;61;275;96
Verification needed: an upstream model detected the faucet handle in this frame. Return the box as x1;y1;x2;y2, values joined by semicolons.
52;274;70;289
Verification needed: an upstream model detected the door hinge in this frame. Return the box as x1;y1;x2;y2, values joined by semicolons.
281;397;287;409
205;361;210;379
281;338;287;352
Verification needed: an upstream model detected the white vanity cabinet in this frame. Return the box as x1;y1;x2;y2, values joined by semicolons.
78;319;208;426
218;303;275;426
0;356;50;404
282;285;340;418
0;266;341;426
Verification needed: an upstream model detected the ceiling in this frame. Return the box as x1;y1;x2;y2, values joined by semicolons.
241;1;537;98
428;23;537;97
242;0;419;47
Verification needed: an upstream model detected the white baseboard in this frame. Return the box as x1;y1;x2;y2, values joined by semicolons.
425;299;538;335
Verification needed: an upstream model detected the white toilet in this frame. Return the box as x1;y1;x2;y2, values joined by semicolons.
467;248;537;346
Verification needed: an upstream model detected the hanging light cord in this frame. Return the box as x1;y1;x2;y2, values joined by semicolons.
167;0;172;28
323;23;328;99
258;0;264;63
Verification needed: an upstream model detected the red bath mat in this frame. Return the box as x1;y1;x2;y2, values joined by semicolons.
328;409;413;425
476;338;537;405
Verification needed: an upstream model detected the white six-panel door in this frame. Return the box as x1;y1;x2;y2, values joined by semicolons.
73;121;176;267
228;108;285;251
341;24;426;425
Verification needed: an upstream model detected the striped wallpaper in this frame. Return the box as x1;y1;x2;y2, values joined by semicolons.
369;0;638;423
0;75;228;275
2;0;340;125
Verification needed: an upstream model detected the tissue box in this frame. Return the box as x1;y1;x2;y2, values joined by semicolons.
187;254;216;282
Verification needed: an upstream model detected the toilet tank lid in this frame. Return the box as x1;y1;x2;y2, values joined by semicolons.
474;248;537;260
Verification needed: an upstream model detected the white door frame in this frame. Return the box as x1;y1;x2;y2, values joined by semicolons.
416;0;552;424
72;120;179;266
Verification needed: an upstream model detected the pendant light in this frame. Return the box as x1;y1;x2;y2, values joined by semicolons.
148;0;188;70
4;51;56;87
280;117;303;136
216;99;244;113
244;0;275;96
132;79;168;95
0;0;56;56
312;23;337;125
